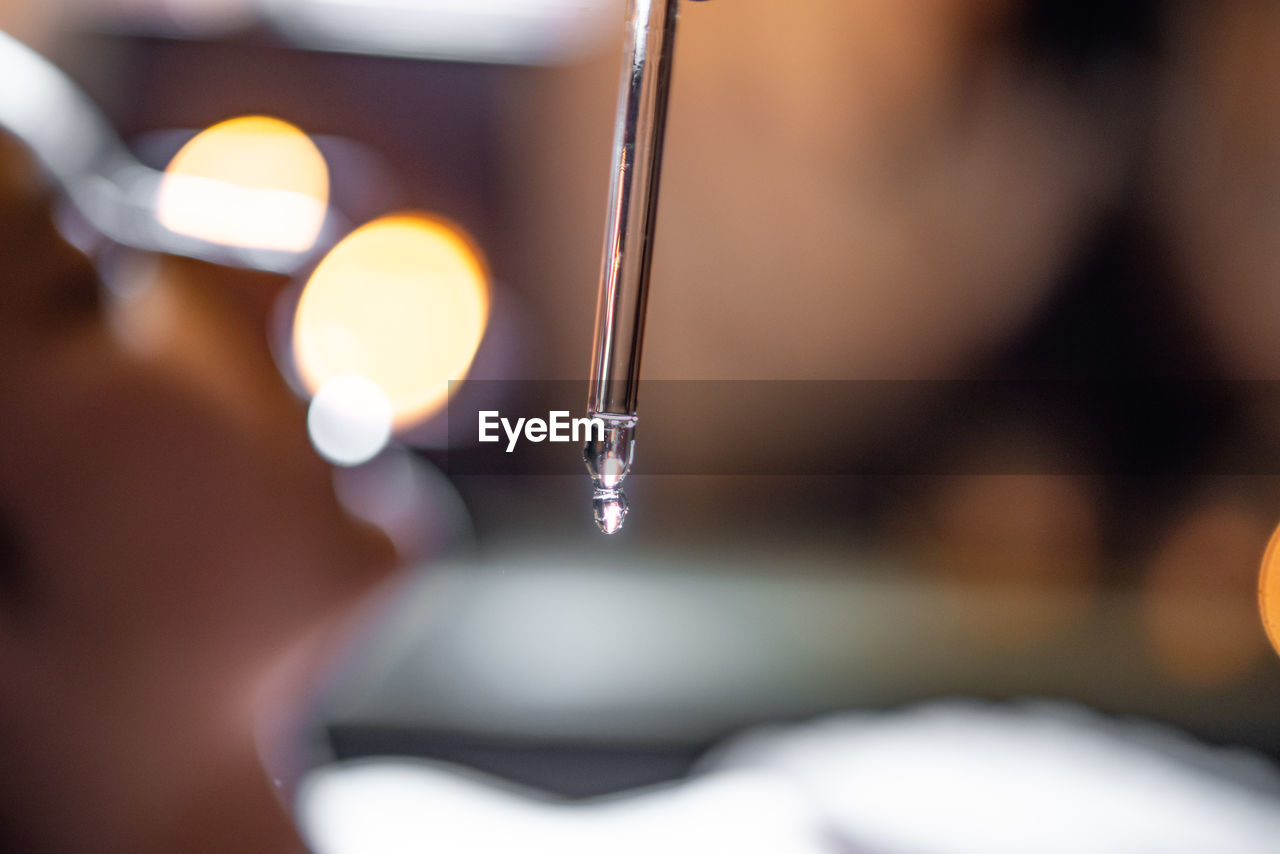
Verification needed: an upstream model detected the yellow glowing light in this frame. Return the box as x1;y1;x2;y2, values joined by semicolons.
293;214;490;427
1260;521;1280;659
157;115;329;252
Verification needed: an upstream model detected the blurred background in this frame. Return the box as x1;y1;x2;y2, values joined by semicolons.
5;0;1280;848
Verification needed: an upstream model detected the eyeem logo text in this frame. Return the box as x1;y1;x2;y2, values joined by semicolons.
479;411;605;453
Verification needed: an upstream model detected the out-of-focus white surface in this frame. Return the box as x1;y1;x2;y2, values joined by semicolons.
300;762;825;854
709;702;1280;854
261;0;619;65
298;702;1280;854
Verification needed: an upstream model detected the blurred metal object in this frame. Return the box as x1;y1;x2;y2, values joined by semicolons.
313;551;1280;786
0;31;318;272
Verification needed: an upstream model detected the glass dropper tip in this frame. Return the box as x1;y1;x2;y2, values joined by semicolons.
583;415;636;491
584;414;636;534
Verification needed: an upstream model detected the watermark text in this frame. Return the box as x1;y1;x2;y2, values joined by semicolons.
479;411;605;452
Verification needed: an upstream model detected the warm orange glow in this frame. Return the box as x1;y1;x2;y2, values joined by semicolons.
157;115;329;252
1260;520;1280;660
292;214;490;427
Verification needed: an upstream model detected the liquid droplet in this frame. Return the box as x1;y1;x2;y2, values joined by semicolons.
592;488;629;535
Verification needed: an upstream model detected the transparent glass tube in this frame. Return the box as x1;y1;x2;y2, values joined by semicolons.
584;0;681;533
588;0;679;420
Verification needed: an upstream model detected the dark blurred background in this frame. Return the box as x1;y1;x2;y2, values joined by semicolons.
6;0;1280;816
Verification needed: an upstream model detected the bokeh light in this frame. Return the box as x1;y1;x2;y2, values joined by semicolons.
292;213;490;428
1259;519;1280;661
307;375;395;467
157;115;329;252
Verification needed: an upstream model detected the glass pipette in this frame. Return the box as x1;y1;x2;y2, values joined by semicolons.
584;0;688;534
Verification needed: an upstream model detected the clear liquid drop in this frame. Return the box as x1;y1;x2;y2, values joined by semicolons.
592;488;629;535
